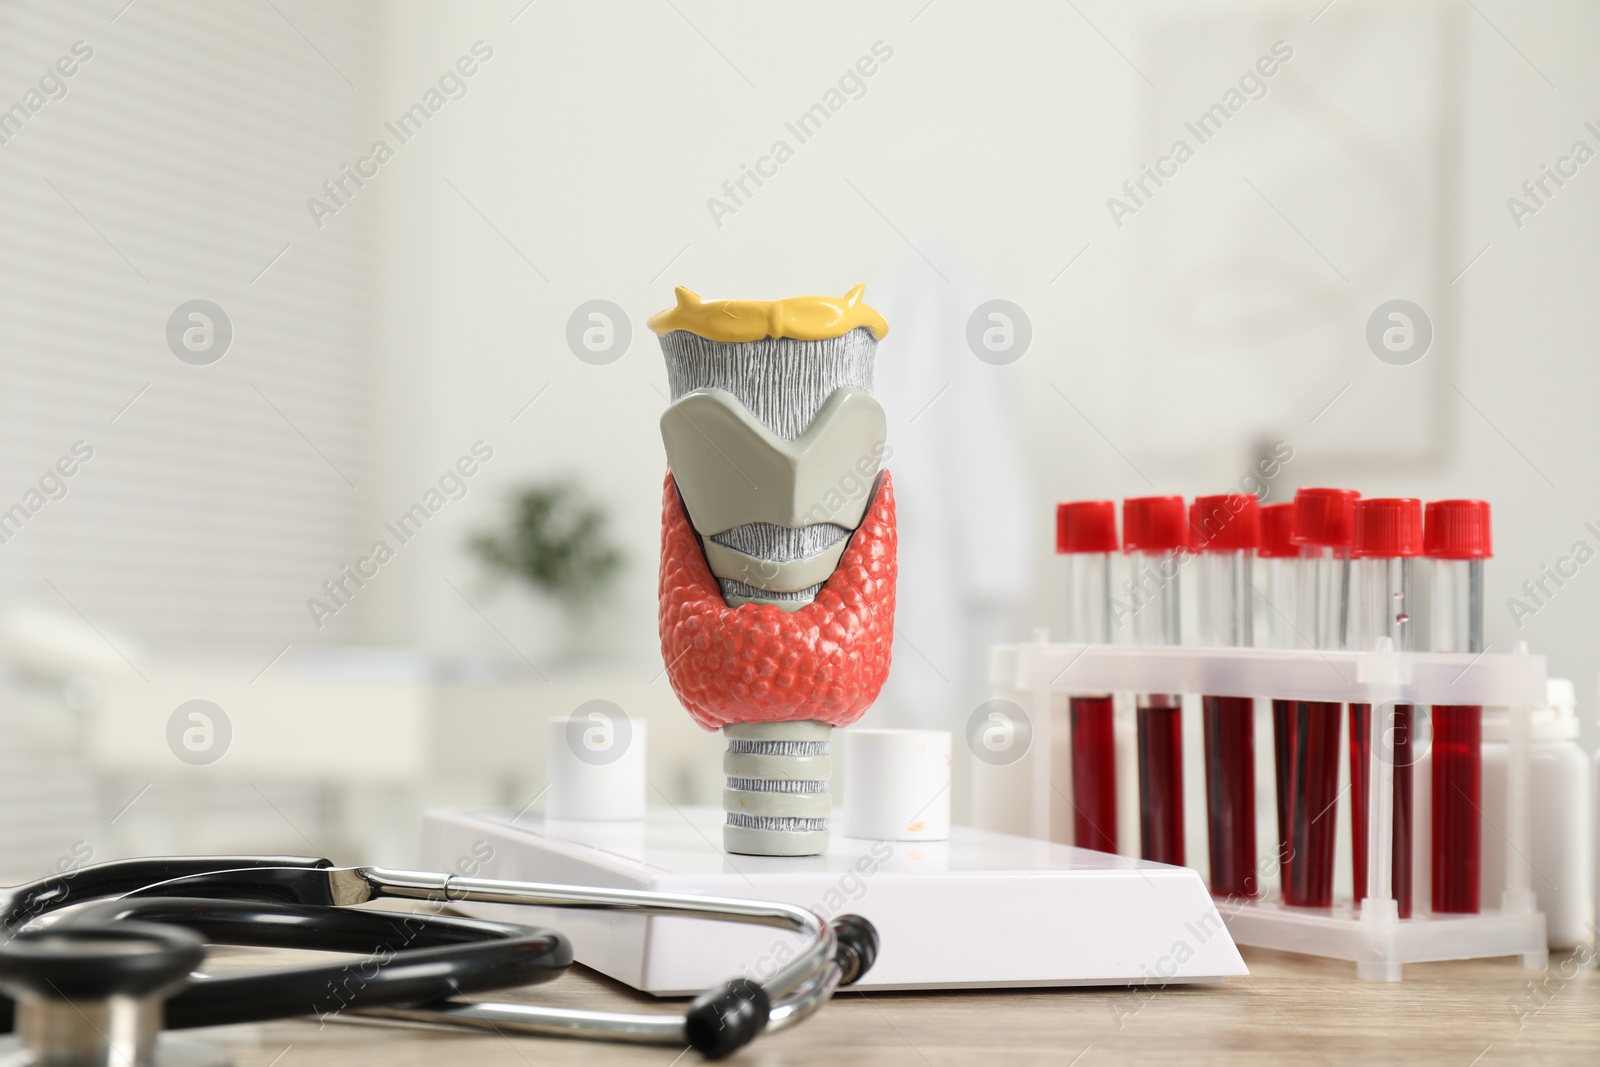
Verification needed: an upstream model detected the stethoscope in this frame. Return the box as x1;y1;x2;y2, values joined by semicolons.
0;855;877;1065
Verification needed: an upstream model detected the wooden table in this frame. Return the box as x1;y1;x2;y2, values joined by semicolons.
194;945;1600;1067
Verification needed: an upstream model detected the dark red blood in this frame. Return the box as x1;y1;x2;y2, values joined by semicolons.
1203;694;1257;899
1281;700;1342;908
1070;695;1118;854
658;469;897;731
1138;704;1184;866
1431;704;1482;914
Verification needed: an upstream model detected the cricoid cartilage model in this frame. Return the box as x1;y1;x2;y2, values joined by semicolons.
652;286;898;857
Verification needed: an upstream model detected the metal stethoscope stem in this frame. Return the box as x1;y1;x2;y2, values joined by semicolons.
349;868;859;1047
368;868;838;993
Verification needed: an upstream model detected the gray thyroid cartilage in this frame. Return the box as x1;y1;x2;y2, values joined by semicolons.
658;327;886;611
661;387;886;532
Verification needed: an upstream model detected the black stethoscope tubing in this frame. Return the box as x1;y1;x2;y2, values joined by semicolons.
25;896;570;1031
0;856;343;931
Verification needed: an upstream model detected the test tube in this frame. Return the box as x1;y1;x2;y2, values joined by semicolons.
1282;487;1358;908
1256;502;1298;872
1057;501;1119;854
1191;493;1260;899
1349;498;1421;918
1122;495;1187;866
1427;499;1492;914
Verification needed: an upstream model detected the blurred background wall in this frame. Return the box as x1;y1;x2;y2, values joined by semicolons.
0;0;1595;870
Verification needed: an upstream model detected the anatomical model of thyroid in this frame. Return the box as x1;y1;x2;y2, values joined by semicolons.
653;286;897;857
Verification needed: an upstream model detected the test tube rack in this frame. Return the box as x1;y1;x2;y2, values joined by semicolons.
979;639;1550;981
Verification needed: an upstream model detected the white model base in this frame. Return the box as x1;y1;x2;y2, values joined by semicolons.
422;806;1248;995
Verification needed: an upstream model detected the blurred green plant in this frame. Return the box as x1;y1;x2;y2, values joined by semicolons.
469;483;623;609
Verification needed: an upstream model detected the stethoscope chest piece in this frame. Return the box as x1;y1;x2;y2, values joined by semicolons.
0;923;230;1067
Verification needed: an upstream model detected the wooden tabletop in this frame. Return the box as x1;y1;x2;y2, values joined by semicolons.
190;944;1600;1067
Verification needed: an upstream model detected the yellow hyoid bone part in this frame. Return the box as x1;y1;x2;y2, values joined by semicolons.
661;387;887;537
648;285;889;342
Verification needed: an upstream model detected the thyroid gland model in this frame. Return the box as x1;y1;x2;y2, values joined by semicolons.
652;285;897;857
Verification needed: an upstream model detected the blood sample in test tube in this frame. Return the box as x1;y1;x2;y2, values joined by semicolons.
1191;494;1261;899
1057;501;1120;854
1122;495;1188;867
1426;499;1492;914
1256;502;1299;874
1282;487;1358;908
1349;498;1422;919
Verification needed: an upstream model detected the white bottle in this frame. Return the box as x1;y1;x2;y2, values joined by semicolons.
1480;678;1592;948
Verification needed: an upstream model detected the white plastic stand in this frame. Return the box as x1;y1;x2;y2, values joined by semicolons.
422;805;1246;995
982;640;1550;981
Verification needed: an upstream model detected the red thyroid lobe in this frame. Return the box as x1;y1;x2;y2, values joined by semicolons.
658;469;897;731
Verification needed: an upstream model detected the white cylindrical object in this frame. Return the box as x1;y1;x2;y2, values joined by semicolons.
546;713;646;821
1482;678;1592;949
843;729;951;841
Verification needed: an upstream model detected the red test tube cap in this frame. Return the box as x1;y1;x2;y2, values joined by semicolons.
1056;501;1118;554
1190;494;1261;552
1257;502;1297;559
1424;499;1492;559
1354;498;1423;559
1292;488;1359;548
1122;496;1188;552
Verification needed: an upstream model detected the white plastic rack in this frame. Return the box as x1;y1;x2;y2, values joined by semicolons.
979;639;1549;981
